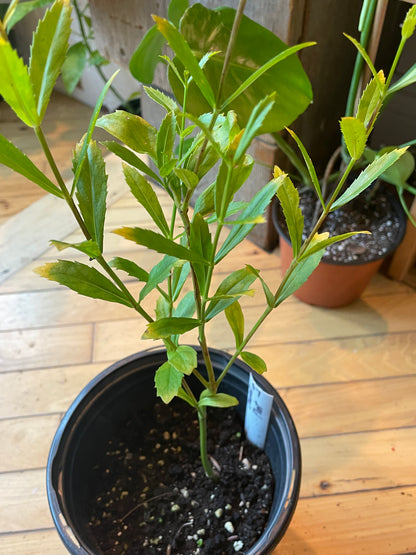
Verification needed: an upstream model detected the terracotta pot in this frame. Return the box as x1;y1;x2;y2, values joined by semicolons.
47;347;301;554
272;193;407;308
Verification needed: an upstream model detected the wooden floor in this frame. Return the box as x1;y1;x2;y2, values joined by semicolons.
0;94;416;554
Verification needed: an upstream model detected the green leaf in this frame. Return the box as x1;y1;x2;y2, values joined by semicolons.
331;147;408;210
275;171;304;257
72;71;119;195
225;301;244;348
298;231;369;261
50;239;101;258
102;141;161;184
4;0;52;32
344;33;381;90
234;94;275;162
109;257;149;282
0;133;63;197
275;250;324;305
0;38;38;126
205;267;256;320
387;63;416;96
241;351;267;374
122;165;169;236
74;140;107;252
198;390;238;408
154;15;216;108
171;4;313;133
401;5;416;40
144;86;179;113
168;0;189;26
380;149;415;188
171;261;190;301
340;117;367;160
356;71;385;127
34;260;131;306
157;111;177;169
194;181;215;216
139;255;176;301
167;345;197;375
286;128;323;205
155;361;183;403
246;264;274;307
97;110;157;159
29;0;72;121
173;167;199;190
189;212;213;291
143;317;200;339
61;41;87;94
129;24;167;84
216;180;279;262
114;227;204;263
174;291;196;319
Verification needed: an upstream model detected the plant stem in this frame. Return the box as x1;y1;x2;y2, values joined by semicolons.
197;406;217;478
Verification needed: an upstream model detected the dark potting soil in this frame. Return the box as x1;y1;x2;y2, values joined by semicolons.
87;401;274;555
284;186;403;264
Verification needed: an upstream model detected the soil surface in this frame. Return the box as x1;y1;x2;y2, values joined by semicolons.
279;185;404;264
87;401;274;554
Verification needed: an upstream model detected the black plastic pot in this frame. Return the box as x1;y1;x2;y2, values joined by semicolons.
47;347;301;554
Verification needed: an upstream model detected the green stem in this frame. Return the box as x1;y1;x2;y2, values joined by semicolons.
385;36;406;89
197;406;216;478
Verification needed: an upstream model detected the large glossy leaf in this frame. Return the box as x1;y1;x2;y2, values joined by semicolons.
155;361;183;403
0;133;62;197
129;24;167;84
29;0;72;121
331;148;408;210
97;111;157;159
74;141;107;252
123;165;169;236
169;4;312;133
143;317;200;339
34;260;131;306
0;38;38;126
113;227;204;263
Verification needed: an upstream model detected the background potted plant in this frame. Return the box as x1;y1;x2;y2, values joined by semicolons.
272;0;416;308
0;0;409;552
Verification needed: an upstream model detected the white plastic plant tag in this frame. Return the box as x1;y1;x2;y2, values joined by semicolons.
244;373;273;449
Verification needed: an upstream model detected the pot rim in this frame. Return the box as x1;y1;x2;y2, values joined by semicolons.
47;347;301;555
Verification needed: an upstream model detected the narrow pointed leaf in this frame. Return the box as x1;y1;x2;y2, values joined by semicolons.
298;231;370;261
144;85;179;113
275;250;324;305
97;110;157;159
29;0;72;121
50;239;101;258
356;71;385;127
275;171;304;257
168;345;197;375
225;301;244;348
344;33;381;90
174;291;196;319
109;257;149;282
0;38;38;126
157;111;177;169
34;260;132;306
153;15;216;108
387;63;416;95
139;255;176;301
205;267;256;320
198;391;238;408
0;133;63;197
102;141;162;184
216;180;279;262
286;128;323;204
189;212;213;291
173;167;199;189
340;117;367;160
143;317;200;339
246;264;274;307
241;351;267;374
5;0;53;32
155;361;183;403
114;227;204;263
234;94;275;162
331;148;408;210
74;140;107;251
123;165;169;236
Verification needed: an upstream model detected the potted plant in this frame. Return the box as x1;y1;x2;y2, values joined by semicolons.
272;1;416;307
0;0;408;552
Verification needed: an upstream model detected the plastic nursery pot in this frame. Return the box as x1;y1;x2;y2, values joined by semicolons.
47;349;301;555
272;193;407;308
47;347;301;555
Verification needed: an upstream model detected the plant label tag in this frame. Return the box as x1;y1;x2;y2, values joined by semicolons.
245;373;273;449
